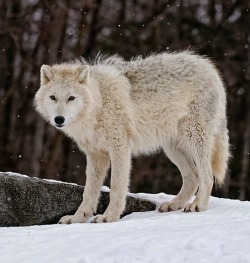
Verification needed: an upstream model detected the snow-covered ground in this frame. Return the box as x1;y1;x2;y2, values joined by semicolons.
1;192;250;263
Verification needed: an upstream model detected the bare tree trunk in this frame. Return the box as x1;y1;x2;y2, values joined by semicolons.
84;0;102;55
239;121;250;200
239;41;250;200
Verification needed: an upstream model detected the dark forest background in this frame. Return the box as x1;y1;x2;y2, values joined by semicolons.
0;0;249;200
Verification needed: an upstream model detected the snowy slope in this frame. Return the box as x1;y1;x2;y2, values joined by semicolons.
1;193;250;263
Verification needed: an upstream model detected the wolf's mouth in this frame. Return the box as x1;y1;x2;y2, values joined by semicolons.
55;124;64;128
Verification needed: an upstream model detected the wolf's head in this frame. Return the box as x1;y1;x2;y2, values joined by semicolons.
34;63;97;129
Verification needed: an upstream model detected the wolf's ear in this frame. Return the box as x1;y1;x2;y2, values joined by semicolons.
41;65;54;85
76;65;90;84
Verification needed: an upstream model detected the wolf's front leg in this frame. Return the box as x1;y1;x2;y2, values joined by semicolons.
59;152;110;224
92;145;131;223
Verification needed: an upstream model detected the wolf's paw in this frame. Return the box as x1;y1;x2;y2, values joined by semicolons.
58;213;88;224
91;214;120;223
158;201;183;212
184;201;207;213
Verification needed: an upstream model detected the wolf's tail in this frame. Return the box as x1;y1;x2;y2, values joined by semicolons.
212;126;230;186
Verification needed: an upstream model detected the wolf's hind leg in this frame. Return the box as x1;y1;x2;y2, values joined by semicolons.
182;116;214;212
159;145;198;212
59;152;110;224
183;144;213;212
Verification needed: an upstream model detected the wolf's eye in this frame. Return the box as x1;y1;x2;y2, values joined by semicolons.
50;95;56;100
68;96;75;101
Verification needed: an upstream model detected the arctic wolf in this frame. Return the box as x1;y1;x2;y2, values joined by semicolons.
35;51;229;223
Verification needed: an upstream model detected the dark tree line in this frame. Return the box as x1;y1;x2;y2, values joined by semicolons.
0;0;249;200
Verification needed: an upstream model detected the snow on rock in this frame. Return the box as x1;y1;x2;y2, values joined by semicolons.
4;171;29;178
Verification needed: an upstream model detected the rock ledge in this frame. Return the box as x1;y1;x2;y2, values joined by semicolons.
0;172;156;227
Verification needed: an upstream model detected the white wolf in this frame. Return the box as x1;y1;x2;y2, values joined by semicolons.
35;51;229;223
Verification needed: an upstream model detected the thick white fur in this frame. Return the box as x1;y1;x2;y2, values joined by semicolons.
34;51;229;223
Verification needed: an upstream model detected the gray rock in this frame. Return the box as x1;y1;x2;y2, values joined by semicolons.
0;172;156;227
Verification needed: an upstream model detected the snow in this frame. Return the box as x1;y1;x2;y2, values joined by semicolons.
4;171;78;186
1;193;250;263
5;171;29;178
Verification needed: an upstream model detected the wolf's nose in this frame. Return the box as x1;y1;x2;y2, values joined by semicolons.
54;116;65;125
